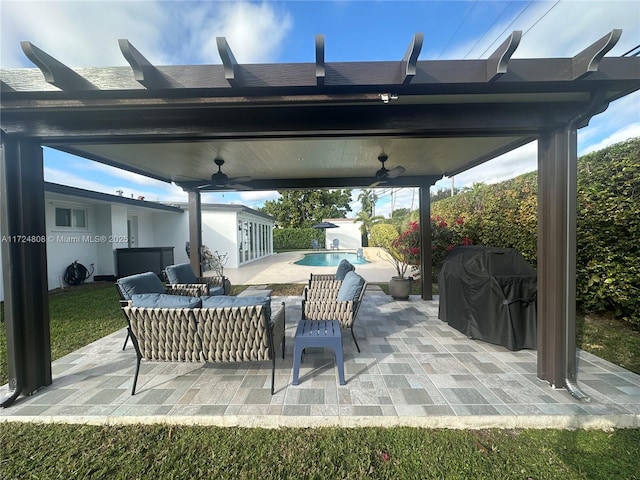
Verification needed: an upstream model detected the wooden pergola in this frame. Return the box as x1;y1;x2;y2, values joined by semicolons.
1;31;639;407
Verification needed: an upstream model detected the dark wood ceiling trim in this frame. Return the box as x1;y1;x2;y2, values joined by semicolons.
486;31;521;81
2;55;638;93
177;174;443;191
216;37;238;85
572;29;622;79
315;34;325;86
2;102;588;140
402;33;424;84
20;42;97;91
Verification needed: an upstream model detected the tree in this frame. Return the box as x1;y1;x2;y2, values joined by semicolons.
259;189;352;228
354;189;384;246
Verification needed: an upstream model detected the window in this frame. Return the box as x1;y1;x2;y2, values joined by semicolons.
55;207;87;229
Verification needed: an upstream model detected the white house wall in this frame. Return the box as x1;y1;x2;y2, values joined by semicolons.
1;195;275;301
324;219;363;250
45;199;99;291
152;212;189;265
203;210;238;268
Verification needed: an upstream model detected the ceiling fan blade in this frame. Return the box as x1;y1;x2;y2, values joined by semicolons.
387;166;405;178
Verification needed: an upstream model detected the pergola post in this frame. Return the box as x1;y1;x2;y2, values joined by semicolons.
419;185;432;300
0;134;51;406
187;190;202;276
537;127;588;400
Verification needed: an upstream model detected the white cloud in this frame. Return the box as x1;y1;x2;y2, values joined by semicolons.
180;2;293;64
580;124;640;155
0;1;170;67
45;166;187;203
450;1;640;60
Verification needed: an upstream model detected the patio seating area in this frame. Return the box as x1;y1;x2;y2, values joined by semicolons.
2;285;639;428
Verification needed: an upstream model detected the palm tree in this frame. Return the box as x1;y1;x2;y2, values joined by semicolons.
355;189;383;246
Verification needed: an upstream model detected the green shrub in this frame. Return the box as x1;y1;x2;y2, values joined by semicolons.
273;228;324;250
369;223;398;250
576;138;640;325
431;137;640;325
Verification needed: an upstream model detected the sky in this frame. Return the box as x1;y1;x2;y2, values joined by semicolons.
1;0;639;217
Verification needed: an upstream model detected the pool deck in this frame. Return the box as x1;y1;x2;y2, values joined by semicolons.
223;248;399;285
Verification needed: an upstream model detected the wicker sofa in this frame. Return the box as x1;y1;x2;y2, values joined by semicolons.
121;295;285;395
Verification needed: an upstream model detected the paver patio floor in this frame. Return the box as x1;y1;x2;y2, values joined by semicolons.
2;286;639;428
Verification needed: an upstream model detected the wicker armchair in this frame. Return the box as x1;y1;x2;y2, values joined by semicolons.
165;263;231;296
302;271;367;352
306;259;355;291
122;299;286;395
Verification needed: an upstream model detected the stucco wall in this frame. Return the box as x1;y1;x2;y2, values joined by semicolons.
323;218;363;250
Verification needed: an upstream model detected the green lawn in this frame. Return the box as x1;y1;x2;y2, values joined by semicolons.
1;283;640;479
1;424;639;479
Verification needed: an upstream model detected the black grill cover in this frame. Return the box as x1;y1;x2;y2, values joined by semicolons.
438;246;537;351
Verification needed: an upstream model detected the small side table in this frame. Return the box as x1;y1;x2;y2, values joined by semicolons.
292;320;346;386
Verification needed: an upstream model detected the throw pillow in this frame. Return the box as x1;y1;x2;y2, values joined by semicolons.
337;271;365;302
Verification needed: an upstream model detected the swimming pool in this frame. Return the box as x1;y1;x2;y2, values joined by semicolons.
294;252;369;267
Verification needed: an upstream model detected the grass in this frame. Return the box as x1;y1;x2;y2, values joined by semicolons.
1;424;640;479
1;283;640;479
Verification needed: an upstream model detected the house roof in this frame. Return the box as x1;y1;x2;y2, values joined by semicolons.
45;182;184;213
199;203;275;222
2;31;638;192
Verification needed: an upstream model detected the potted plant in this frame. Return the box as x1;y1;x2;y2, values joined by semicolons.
380;221;421;300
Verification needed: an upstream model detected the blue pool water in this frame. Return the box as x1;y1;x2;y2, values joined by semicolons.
295;252;369;267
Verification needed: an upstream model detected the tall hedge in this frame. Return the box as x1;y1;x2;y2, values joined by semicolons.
576;138;640;324
431;137;639;325
273;228;324;251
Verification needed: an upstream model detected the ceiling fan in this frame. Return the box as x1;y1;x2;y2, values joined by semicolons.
200;158;253;190
370;153;405;187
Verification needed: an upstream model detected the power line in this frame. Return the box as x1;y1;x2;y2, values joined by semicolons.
477;0;559;59
436;1;479;59
463;0;517;59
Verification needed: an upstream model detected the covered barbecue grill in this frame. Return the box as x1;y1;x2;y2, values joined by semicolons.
438;246;537;351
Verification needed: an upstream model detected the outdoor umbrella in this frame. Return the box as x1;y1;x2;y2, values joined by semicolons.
312;221;339;229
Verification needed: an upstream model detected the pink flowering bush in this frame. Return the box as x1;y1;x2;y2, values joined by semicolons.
431;215;473;268
382;217;473;280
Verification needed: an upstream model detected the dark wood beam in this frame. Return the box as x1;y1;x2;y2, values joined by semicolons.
0;102;596;141
572;29;622;79
216;37;238;86
188;191;202;277
2;55;637;92
537;127;588;400
177;175;442;192
0;134;51;407
118;39;173;89
20;42;97;91
419;183;433;300
402;33;423;84
486;31;521;81
315;34;325;86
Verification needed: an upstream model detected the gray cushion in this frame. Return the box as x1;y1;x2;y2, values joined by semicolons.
165;263;198;284
208;286;225;296
131;293;202;308
335;259;355;280
117;272;165;300
337;271;365;302
201;295;271;318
